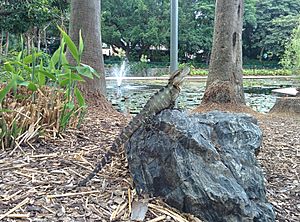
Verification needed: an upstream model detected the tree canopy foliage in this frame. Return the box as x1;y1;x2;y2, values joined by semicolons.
249;0;300;59
178;0;214;62
0;0;68;34
101;0;300;62
1;0;299;63
101;0;170;59
101;0;216;61
281;19;300;74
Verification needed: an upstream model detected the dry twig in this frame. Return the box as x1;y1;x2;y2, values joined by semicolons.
0;197;30;220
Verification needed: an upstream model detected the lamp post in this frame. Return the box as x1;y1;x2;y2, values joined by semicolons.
170;0;178;72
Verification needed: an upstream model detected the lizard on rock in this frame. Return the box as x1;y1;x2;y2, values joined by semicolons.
79;67;190;186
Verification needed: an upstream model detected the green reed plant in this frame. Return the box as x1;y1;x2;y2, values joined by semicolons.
0;27;98;148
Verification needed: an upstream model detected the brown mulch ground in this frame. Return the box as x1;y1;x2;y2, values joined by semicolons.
0;103;299;221
258;114;300;222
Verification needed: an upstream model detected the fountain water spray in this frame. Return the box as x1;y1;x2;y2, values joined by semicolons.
112;60;129;87
111;60;129;98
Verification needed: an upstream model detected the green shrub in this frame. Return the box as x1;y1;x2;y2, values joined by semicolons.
188;68;292;76
0;27;98;149
242;69;292;76
280;20;300;75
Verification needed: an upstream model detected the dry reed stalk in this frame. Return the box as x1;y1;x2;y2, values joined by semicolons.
148;204;189;222
46;190;101;199
0;197;30;220
1;86;81;149
0;213;30;219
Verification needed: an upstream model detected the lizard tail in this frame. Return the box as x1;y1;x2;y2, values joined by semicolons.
78;150;113;186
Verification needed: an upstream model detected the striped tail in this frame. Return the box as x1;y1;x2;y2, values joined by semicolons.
78;125;135;186
78;150;114;186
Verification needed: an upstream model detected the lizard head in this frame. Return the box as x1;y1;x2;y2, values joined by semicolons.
168;66;190;90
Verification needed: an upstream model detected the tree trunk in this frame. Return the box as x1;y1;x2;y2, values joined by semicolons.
37;28;41;52
259;46;265;62
5;31;9;55
68;0;107;96
43;27;47;53
26;33;31;55
0;29;3;54
202;0;245;104
125;46;130;60
270;97;300;116
42;23;51;53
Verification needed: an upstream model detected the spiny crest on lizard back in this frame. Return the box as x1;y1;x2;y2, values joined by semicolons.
78;67;190;186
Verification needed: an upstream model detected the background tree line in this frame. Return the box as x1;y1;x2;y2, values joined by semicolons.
0;0;68;55
1;0;300;65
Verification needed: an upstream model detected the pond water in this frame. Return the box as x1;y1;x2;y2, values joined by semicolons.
106;79;299;114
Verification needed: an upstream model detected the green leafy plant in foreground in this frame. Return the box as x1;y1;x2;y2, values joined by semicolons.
0;27;99;148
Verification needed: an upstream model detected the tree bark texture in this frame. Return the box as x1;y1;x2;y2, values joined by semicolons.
270;97;300;115
68;0;107;95
203;0;245;104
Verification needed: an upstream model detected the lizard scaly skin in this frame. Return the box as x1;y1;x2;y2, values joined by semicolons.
79;67;190;186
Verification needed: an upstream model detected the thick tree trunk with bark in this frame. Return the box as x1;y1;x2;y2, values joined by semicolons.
68;0;107;96
202;0;245;104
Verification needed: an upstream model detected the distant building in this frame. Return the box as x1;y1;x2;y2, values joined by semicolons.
149;45;168;51
102;43;114;56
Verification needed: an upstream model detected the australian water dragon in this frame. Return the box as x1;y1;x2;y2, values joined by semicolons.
79;67;190;186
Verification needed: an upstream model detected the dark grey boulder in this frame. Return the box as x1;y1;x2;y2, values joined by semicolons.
126;110;275;222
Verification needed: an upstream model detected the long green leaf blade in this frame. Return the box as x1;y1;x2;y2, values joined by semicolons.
23;52;43;64
76;66;94;79
38;70;46;86
38;70;56;81
74;87;86;107
18;81;38;91
59;79;69;87
50;46;62;69
0;109;13;113
81;63;100;78
16;51;22;61
79;29;84;57
57;26;79;64
0;79;15;104
4;62;14;72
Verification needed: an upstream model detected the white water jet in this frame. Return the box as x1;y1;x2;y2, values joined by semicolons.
112;60;129;87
